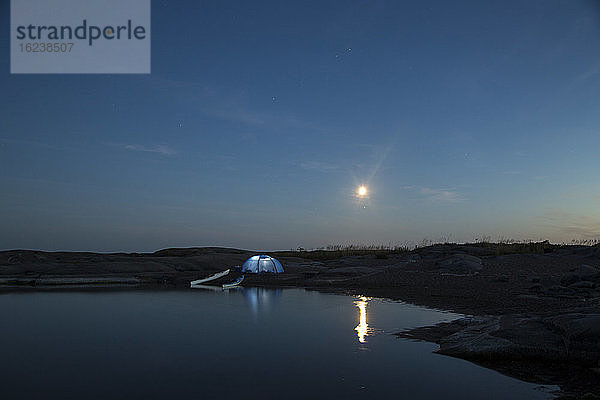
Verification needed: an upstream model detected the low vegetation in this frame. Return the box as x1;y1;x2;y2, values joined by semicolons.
273;238;600;260
273;243;410;260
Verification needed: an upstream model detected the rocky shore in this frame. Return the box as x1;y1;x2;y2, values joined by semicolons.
1;243;599;397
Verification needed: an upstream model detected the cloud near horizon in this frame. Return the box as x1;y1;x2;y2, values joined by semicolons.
419;187;467;203
119;144;176;156
538;210;600;239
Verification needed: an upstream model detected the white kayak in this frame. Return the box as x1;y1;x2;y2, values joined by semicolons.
189;284;223;292
190;269;230;286
222;275;244;289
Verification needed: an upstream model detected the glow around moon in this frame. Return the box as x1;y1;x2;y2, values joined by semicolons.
357;185;368;197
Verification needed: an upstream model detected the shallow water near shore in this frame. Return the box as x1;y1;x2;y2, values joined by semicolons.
1;288;556;399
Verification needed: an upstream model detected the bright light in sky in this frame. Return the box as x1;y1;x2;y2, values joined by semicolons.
357;186;368;197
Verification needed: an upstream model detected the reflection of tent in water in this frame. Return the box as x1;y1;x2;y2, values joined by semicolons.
241;255;284;273
243;287;282;313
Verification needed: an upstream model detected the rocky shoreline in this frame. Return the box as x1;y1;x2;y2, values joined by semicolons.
1;243;599;397
396;312;600;398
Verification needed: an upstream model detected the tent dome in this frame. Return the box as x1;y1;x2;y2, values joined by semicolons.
241;255;284;273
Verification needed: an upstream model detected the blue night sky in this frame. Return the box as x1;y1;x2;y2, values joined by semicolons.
1;1;600;252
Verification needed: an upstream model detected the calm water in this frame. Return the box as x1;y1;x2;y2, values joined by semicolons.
1;288;555;399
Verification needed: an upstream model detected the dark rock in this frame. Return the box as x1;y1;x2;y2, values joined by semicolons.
545;313;600;364
402;254;421;263
577;264;600;275
406;313;600;365
437;254;483;275
562;273;583;286
569;281;596;289
547;285;573;295
562;265;600;286
529;283;543;293
547;313;600;339
325;266;376;275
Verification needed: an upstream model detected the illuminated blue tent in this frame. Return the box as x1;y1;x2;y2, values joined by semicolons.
241;255;284;273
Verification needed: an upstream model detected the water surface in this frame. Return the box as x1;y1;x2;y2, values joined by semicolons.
1;288;555;399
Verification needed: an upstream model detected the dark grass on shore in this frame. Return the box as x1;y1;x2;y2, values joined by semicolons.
272;240;599;261
273;244;410;260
